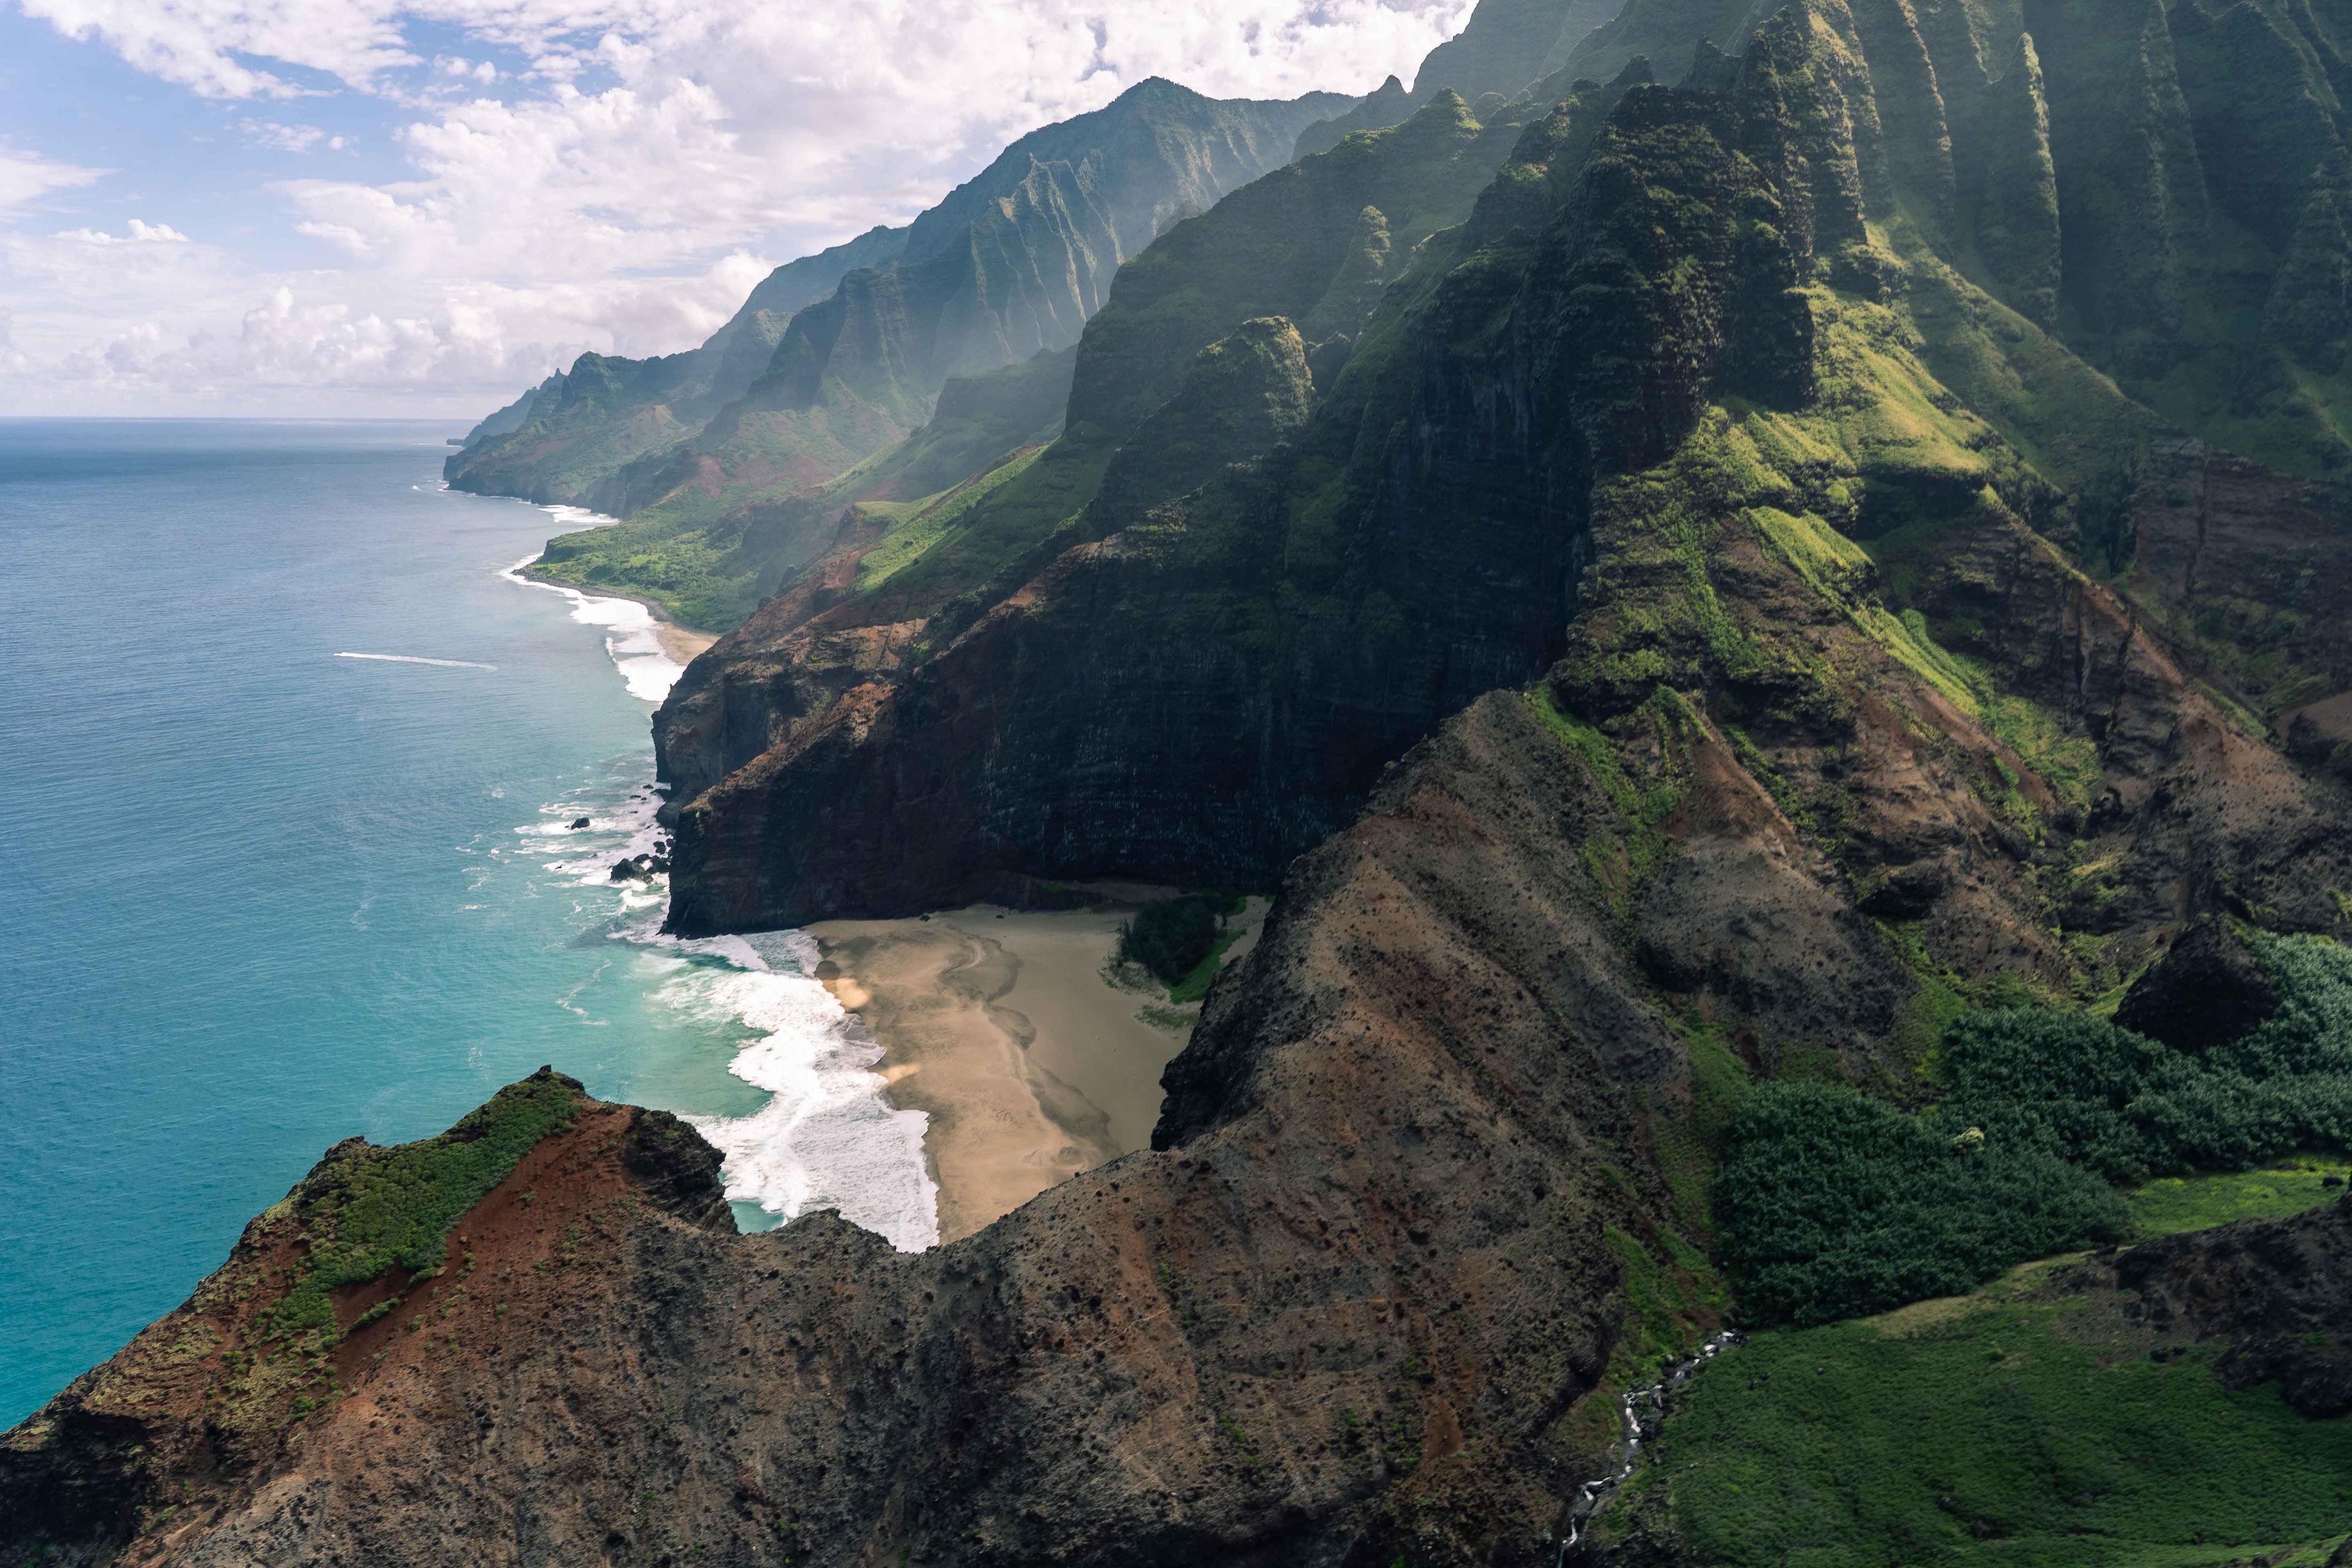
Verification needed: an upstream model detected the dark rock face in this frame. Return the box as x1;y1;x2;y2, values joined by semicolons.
2111;1195;2352;1418
663;53;1836;933
647;312;1322;835
2114;918;2283;1051
2128;439;2352;715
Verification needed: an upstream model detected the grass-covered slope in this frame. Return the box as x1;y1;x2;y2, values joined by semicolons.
1591;1237;2352;1568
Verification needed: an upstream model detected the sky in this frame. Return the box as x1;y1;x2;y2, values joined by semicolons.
0;0;1472;419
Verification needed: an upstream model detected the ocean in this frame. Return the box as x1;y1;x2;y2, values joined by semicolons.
0;419;935;1427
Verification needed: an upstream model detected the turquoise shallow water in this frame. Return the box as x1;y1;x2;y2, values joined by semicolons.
0;420;932;1426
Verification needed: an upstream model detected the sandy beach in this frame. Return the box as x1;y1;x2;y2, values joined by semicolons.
808;899;1265;1243
654;620;718;665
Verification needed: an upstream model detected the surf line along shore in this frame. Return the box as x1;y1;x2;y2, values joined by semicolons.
486;493;721;670
806;897;1269;1244
510;555;718;667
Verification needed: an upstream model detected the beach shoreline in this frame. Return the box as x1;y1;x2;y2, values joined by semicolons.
807;897;1265;1243
515;560;720;665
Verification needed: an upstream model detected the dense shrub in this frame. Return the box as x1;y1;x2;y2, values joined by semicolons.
1719;932;2352;1326
1117;895;1221;985
1940;933;2352;1183
1715;1081;2128;1326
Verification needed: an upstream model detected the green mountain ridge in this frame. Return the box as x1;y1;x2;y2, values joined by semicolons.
443;79;1347;628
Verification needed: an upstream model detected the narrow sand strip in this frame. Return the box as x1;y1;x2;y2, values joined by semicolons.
807;901;1261;1243
655;621;718;665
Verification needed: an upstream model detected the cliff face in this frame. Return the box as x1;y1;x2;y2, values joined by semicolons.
2125;439;2352;722
647;88;1563;818
659;0;2352;986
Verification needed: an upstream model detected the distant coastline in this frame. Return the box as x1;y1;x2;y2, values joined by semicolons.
513;557;718;666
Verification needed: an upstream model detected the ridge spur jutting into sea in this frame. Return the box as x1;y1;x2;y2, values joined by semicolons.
0;418;935;1427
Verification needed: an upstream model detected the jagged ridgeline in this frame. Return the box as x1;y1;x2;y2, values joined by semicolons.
29;1;2351;1562
442;80;1347;627
659;0;2350;984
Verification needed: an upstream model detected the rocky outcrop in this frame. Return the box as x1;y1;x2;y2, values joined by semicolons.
2109;1194;2352;1417
2113;916;2283;1050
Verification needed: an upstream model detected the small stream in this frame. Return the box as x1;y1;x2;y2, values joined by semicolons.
1557;1330;1743;1562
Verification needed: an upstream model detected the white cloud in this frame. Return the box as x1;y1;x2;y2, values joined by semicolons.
240;118;350;152
0;141;108;217
16;0;419;97
4;0;1476;411
51;218;192;244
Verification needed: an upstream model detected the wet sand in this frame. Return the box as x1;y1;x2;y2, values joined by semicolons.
807;900;1262;1243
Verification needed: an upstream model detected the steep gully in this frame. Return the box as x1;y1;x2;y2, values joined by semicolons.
1557;1332;1742;1559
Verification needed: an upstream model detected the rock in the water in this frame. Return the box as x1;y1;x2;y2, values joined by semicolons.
570;816;590;829
2114;917;2282;1052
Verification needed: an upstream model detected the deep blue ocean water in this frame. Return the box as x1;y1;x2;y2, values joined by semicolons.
0;420;932;1426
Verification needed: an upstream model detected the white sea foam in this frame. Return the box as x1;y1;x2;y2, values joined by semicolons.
520;774;941;1251
652;929;939;1250
477;490;938;1250
496;505;683;703
336;652;497;670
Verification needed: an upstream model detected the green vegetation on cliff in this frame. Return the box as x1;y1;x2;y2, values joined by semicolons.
271;1069;582;1342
